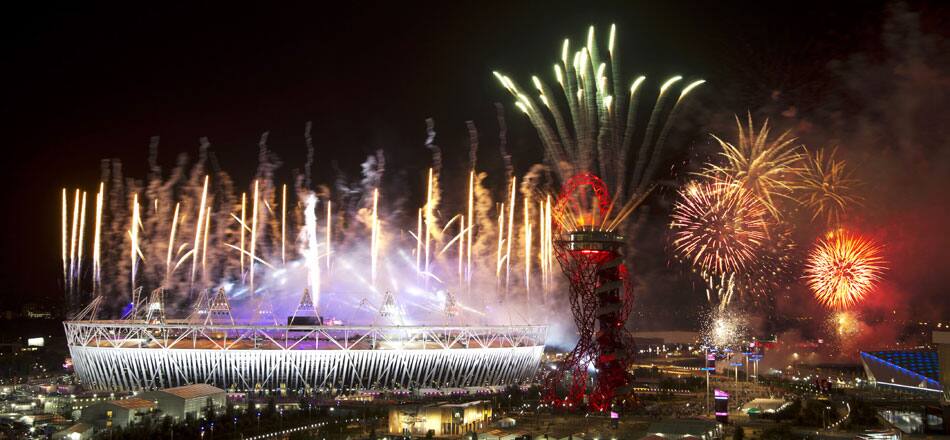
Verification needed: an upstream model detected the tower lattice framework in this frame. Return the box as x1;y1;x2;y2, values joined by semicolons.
545;172;636;411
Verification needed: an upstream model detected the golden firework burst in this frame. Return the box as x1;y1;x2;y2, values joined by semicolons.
805;230;885;310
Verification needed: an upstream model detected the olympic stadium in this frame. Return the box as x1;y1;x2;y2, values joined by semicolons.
64;290;548;393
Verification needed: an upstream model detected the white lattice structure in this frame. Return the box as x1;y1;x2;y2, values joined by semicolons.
64;321;546;392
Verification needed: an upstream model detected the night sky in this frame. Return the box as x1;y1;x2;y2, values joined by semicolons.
3;1;948;329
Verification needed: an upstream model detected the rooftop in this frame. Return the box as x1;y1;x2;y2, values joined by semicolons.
158;383;225;400
439;400;486;408
110;397;156;410
56;422;93;434
861;350;939;382
647;419;721;437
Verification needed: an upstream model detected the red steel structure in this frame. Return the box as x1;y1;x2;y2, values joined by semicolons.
546;172;636;411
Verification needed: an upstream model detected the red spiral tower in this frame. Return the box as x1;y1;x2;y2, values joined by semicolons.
545;172;636;411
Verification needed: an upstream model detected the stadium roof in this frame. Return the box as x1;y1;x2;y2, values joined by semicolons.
861;350;940;382
158;383;224;400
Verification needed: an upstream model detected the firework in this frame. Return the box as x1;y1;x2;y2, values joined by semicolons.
69;189;79;292
77;192;87;292
249;180;259;295
550;171;652;234
703;115;802;219
830;310;861;338
59;121;561;324
735;222;798;301
281;184;287;265
202;206;211;283
805;230;885;310
506;177;515;294
793;147;860;227
61;189;68;292
370;188;380;286
191;176;209;287
703;307;748;348
494;25;703;206
130;193;141;292
424;168;435;286
240;192;246;277
705;272;737;311
303;194;321;307
93;183;103;293
523;197;531;298
326;200;332;270
670;180;769;275
466;170;474;292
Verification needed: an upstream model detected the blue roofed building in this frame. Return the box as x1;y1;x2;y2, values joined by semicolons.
860;349;942;395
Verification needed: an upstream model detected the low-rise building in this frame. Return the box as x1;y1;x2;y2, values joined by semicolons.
139;383;226;420
388;400;493;436
80;397;156;429
52;422;93;440
643;419;723;440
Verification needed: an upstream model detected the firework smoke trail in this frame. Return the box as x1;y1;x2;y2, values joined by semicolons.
249;180;259;297
538;199;546;295
496;203;505;286
202;205;211;284
705;272;737;311
793;147;860;227
130;193;141;294
505;177;516;295
370;188;379;286
304;194;321;309
524;197;532;298
282;183;287;266
424;169;434;287
69;189;79;294
467;171;475;293
62;189;68;295
805;230;885;310
239;193;246;278
670;180;768;275
629;75;681;192
639;79;706;191
703;116;802;220
61;119;577;325
191;176;209;288
77;191;87;294
326;200;332;271
458;215;465;290
93;183;104;294
494;25;703;207
416;208;422;277
165;202;180;283
547;196;554;291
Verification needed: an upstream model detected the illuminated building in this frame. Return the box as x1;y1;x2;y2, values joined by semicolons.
387;400;492;436
859;350;941;394
80;397;156;429
65;320;546;392
138;383;226;420
644;419;724;440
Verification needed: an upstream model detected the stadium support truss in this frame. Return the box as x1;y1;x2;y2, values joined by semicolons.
64;321;546;392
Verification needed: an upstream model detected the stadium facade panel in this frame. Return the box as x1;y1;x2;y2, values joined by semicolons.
65;321;546;392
